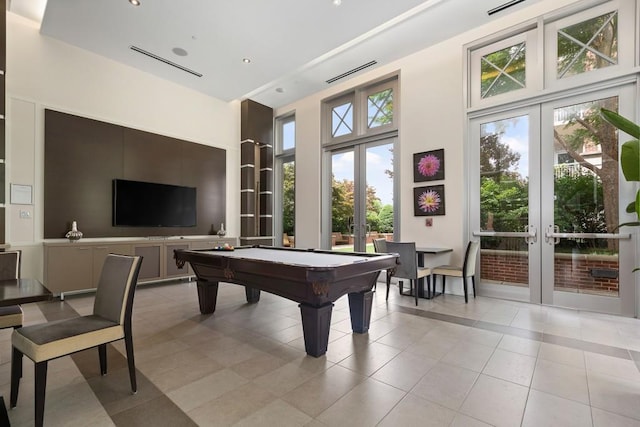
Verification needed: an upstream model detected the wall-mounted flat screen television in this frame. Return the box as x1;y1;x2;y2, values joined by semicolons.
112;179;197;227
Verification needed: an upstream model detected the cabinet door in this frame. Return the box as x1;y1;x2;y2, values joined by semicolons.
45;246;93;293
134;244;162;281
166;243;189;277
93;244;133;287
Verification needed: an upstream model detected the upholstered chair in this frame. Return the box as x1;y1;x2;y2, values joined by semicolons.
0;250;23;330
432;241;480;303
384;241;431;306
10;254;142;427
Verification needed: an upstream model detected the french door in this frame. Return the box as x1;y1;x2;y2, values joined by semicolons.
328;138;396;252
470;84;636;315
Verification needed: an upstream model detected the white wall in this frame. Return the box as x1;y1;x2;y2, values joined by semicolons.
6;13;240;279
276;0;581;268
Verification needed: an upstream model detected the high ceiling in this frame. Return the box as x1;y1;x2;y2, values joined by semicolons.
8;0;539;109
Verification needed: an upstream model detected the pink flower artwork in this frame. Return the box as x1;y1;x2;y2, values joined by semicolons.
413;149;444;182
418;189;441;213
413;184;445;216
418;154;440;177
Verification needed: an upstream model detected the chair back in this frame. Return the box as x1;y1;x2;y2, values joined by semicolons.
385;241;418;280
372;238;387;253
462;241;480;276
93;254;143;326
0;250;21;280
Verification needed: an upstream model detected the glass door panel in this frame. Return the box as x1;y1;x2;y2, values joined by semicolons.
541;86;635;315
331;150;355;250
473;109;540;303
551;97;619;298
365;143;394;253
282;160;295;247
329;139;396;252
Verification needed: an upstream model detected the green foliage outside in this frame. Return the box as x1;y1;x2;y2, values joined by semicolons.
331;176;393;234
282;162;295;235
481;123;608;253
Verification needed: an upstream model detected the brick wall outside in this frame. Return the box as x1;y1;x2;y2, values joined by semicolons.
480;250;619;295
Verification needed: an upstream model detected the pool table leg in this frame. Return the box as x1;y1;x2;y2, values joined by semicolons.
245;286;261;303
348;290;374;333
299;303;334;357
197;280;219;314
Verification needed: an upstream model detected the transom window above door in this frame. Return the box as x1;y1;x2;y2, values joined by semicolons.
367;88;393;129
556;11;618;79
469;30;538;107
323;76;398;145
467;0;634;108
332;102;354;138
480;41;526;99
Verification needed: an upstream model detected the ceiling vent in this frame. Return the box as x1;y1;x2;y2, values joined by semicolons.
129;45;203;77
326;60;378;84
487;0;526;16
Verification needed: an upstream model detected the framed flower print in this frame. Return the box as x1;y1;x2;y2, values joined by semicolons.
413;185;445;216
413;149;444;182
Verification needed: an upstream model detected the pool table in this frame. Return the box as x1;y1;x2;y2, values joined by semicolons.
174;245;398;357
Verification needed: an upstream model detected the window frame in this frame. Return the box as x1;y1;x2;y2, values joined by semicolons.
543;0;634;91
469;29;540;108
322;75;399;147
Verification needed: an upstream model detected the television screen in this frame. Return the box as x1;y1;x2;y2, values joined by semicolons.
113;179;197;227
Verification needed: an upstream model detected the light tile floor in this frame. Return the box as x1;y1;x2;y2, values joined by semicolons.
3;279;640;426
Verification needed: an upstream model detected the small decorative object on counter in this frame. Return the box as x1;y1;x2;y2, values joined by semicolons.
213;243;234;251
217;223;226;237
65;221;83;242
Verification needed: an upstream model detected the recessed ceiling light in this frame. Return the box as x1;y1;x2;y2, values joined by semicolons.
242;58;251;63
333;0;342;5
129;0;141;6
172;47;188;57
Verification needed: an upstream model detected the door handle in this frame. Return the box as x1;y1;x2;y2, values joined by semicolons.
545;224;630;244
524;225;537;245
473;225;536;244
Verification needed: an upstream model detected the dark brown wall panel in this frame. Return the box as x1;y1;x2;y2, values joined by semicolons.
123;129;182;184
44;109;226;238
0;74;5;116
240;191;254;215
0;208;5;244
240;167;254;190
0;118;5;159
240;141;256;162
0;0;4;73
181;141;226;235
240;100;273;145
45;110;123;238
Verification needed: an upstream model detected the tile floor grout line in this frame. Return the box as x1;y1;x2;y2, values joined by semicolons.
393;304;634;363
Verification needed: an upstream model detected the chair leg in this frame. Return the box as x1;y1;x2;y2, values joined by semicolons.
472;275;476;298
413;280;418;306
463;277;469;303
124;331;137;394
386;272;391;301
10;347;23;408
34;361;48;427
99;344;107;375
442;276;446;295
